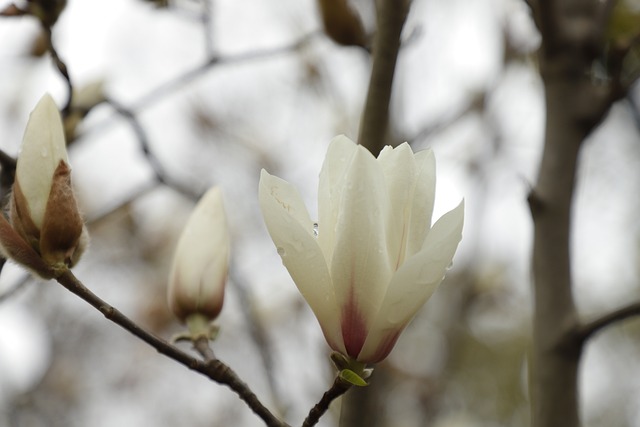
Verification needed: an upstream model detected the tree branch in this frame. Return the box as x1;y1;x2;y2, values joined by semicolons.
230;268;287;413
200;0;215;57
54;269;289;427
131;32;317;113
42;25;73;116
106;98;201;201
358;0;411;155
302;377;351;427
578;301;640;342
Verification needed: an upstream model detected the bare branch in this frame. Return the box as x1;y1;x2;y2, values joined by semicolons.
42;25;73;115
80;32;318;143
358;0;411;155
230;268;287;413
193;335;217;360
578;301;640;342
86;181;159;226
200;0;215;57
301;377;351;427
55;269;289;427
106;98;201;201
131;32;318;112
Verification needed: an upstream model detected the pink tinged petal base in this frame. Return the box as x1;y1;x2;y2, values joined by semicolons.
341;288;368;359
360;328;403;364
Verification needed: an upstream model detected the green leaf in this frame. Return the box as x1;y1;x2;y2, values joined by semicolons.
339;369;368;387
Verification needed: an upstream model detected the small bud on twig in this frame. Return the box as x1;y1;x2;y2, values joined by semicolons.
168;187;230;340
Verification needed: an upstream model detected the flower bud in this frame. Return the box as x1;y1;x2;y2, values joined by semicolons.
168;187;229;324
0;94;87;277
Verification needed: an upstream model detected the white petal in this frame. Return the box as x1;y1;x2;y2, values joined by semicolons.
377;142;416;269
258;170;343;352
171;187;228;290
406;148;436;257
329;146;393;356
17;94;69;228
359;200;464;359
317;135;358;263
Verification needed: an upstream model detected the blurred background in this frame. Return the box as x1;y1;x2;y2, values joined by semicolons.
0;0;639;426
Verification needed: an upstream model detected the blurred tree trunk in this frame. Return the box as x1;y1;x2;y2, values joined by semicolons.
528;1;632;426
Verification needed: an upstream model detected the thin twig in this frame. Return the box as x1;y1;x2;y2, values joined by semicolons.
405;94;484;147
79;32;318;144
42;25;73;115
106;98;201;201
201;0;215;57
86;181;159;226
131;32;318;112
230;268;286;413
193;335;217;360
301;377;351;427
55;269;289;427
578;301;640;343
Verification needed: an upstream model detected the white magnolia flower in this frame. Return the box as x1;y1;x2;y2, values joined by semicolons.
0;94;86;276
168;187;229;323
259;135;464;363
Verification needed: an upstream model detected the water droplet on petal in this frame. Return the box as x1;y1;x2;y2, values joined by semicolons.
313;222;319;237
277;247;286;257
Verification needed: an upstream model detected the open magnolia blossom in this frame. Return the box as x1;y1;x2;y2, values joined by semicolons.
168;186;229;333
0;94;87;278
259;135;464;364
